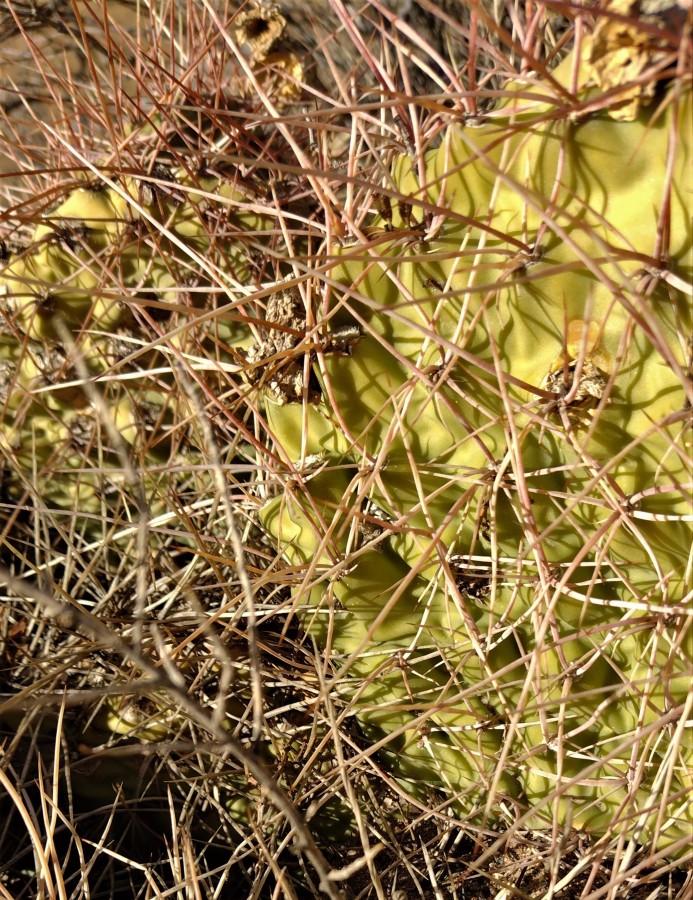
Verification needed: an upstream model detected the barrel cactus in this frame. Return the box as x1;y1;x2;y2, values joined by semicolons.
0;166;271;533
1;1;691;894
259;12;692;857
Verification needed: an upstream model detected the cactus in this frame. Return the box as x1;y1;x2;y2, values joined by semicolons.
1;2;691;894
259;19;692;856
0;167;272;535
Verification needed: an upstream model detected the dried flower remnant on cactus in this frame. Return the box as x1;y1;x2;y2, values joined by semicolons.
584;0;690;119
242;289;311;404
234;4;287;61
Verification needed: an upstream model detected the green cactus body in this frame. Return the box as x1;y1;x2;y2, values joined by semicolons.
0;168;273;534
261;45;692;852
1;9;690;862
